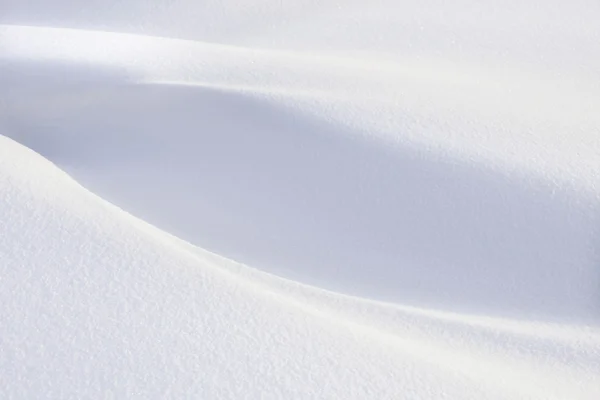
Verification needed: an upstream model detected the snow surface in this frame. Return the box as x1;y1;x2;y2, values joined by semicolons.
1;1;600;398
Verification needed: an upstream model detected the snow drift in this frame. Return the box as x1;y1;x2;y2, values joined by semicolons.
1;0;600;398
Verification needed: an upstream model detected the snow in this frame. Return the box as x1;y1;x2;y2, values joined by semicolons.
1;1;600;399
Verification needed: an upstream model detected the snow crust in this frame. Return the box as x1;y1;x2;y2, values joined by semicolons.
1;1;600;398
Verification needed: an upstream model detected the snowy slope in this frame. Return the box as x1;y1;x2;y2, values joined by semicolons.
1;0;600;398
2;134;600;399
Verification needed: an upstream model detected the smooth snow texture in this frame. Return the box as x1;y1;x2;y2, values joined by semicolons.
1;1;600;399
2;135;600;399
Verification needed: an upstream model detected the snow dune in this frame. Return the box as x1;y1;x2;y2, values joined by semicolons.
2;134;600;398
1;1;600;398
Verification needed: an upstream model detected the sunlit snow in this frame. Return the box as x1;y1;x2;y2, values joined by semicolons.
1;1;600;398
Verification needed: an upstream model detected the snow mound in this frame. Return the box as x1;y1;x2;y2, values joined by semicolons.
1;134;600;398
1;0;600;398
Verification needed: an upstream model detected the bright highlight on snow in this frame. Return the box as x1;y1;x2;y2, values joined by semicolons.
1;1;600;399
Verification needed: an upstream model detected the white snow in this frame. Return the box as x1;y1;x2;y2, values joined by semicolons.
1;1;600;399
